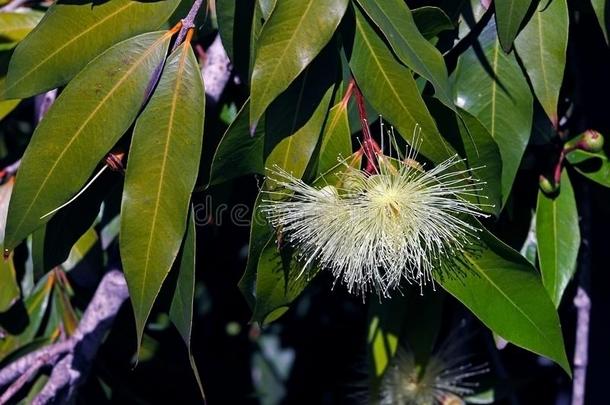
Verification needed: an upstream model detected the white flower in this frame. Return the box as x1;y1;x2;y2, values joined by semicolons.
261;129;489;296
380;344;489;405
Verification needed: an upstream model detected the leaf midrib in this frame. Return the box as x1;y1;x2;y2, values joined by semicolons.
137;43;191;319
7;32;169;248
253;0;315;121
464;251;554;347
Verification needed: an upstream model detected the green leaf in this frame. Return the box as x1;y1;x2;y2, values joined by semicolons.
121;41;205;348
4;31;172;251
355;0;454;109
216;0;256;82
455;0;490;46
494;0;532;52
515;0;568;124
209;100;265;186
169;208;205;402
1;0;180;99
0;255;20;313
566;149;610;187
349;6;455;164
317;101;352;175
452;19;533;203
0;273;54;361
0;51;19;120
437;228;570;374
591;0;609;43
0;11;43;51
249;0;348;127
412;6;454;40
427;99;503;215
536;170;580;307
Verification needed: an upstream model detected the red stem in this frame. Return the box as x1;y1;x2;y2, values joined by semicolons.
350;79;381;173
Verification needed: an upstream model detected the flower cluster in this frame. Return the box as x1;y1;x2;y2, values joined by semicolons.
261;130;488;296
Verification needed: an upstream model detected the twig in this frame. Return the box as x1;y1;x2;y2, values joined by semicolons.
0;0;29;12
172;0;206;52
571;182;592;405
0;270;129;404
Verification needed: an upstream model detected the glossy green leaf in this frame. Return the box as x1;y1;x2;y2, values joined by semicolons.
437;228;570;374
566;149;610;187
169;209;205;401
455;0;490;46
4;31;172;251
452;19;533;202
0;255;19;313
591;0;609;43
494;0;532;52
209;100;265;185
349;7;455;164
317;101;352;175
355;0;454;109
515;0;568;124
412;6;454;40
427;99;503;215
536;170;579;307
121;41;205;348
216;0;256;82
169;210;196;347
0;11;43;51
1;0;180;99
249;0;348;127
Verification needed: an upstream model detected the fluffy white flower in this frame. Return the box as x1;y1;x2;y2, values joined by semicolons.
261;132;489;296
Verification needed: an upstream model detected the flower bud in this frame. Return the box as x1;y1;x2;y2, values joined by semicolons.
539;175;558;194
564;130;605;152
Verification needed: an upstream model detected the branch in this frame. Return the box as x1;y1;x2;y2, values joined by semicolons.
0;270;129;404
172;0;206;52
201;34;232;106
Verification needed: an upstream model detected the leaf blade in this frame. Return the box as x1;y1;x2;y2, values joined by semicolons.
1;0;180;99
249;0;348;126
4;31;172;250
121;42;205;348
494;0;532;52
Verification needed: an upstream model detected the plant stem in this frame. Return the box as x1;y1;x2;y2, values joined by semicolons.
172;0;206;52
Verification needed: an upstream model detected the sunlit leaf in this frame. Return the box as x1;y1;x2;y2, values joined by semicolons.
452;19;533;203
121;41;205;348
355;0;454;109
437;228;570;374
4;31;172;251
249;0;348;127
349;6;455;164
1;0;181;99
0;11;43;51
536;170;580;307
515;0;568;124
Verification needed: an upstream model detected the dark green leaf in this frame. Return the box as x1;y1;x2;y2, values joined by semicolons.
412;6;454;40
437;228;570;374
427;99;503;215
249;0;348;127
349;6;455;164
1;0;181;99
452;19;533;203
216;0;256;82
209;100;265;186
4;31;172;251
121;41;205;348
566;149;610;187
355;0;454;108
169;208;205;401
536;170;579;306
494;0;532;52
515;0;568;124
